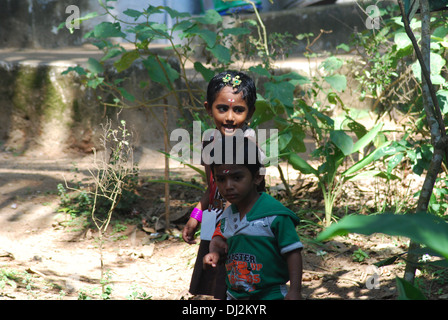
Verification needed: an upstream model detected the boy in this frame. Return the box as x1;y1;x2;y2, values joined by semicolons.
203;137;303;300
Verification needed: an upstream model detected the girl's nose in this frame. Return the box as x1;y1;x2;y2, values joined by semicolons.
225;110;235;122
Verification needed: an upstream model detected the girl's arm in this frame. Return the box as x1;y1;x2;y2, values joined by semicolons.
284;249;303;300
182;165;211;244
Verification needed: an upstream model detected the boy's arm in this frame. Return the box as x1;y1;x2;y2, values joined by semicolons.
285;249;303;300
203;220;228;269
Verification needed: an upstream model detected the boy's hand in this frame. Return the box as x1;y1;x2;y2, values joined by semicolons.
285;288;302;300
182;217;199;244
203;252;220;269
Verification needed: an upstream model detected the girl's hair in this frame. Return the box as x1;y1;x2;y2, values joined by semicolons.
206;70;257;112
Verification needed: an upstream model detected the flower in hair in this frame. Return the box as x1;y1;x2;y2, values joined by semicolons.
222;74;232;83
222;74;242;87
231;75;241;87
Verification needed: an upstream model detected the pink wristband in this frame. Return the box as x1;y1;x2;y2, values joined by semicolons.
190;208;203;222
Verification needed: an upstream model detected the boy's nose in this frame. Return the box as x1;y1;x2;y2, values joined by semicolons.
225;179;234;190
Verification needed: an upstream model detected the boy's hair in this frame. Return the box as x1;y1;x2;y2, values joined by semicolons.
210;136;262;179
206;71;257;112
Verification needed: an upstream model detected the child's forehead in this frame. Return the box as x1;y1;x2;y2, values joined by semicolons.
215;86;244;100
214;164;249;175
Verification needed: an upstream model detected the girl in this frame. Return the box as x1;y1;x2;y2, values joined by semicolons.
182;70;258;299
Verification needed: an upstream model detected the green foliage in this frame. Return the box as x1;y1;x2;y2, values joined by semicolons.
396;277;427;300
317;212;448;299
317;213;448;260
351;5;448;119
352;248;370;262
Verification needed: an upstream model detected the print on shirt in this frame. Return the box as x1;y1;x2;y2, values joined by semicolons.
226;253;263;293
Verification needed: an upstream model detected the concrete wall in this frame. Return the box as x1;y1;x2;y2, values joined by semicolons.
0;0;383;163
0;0;367;49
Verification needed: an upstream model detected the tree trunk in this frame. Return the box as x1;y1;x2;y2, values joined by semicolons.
399;0;447;283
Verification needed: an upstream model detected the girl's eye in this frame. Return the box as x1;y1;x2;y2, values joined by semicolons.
234;107;246;114
217;106;228;112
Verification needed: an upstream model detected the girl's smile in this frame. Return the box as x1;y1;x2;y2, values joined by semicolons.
205;86;253;137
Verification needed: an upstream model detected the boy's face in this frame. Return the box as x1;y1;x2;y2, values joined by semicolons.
213;164;262;208
205;86;254;137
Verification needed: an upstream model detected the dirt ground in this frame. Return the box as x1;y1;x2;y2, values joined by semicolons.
0;150;446;300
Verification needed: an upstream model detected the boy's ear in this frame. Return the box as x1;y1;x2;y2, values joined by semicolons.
254;170;264;186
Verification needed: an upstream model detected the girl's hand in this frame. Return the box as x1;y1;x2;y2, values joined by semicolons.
182;217;199;244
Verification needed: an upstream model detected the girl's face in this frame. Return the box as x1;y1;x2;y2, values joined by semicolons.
213;164;262;213
205;86;253;137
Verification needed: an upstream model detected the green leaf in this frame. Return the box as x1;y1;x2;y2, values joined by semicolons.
123;8;143;19
143;56;179;88
206;44;231;64
387;152;405;174
264;81;296;108
249;65;271;78
396;277;427;300
118;87;135;102
316;213;448;260
194;62;215;82
394;32;412;50
346;118;367;139
288;153;318;175
272;72;310;85
352;122;383;153
93;22;126;39
324;74;346;92
114;50;140;73
193;9;222;25
320;56;343;72
344;170;382;182
222;27;251;36
251;99;274;128
87;58;104;74
87;77;104;89
101;46;125;61
164;7;191;19
411;52;446;84
343;141;394;176
330;130;353;156
436;89;448;114
289;125;307;153
61;66;87;76
195;27;217;48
